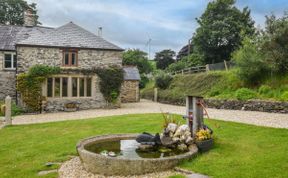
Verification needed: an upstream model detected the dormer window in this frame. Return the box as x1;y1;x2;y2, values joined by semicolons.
62;49;78;67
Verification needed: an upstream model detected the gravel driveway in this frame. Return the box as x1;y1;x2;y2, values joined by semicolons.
11;99;288;128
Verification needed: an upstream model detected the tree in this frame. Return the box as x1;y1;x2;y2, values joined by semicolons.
167;53;204;73
155;49;176;70
261;13;288;75
123;49;152;74
232;37;268;85
193;0;255;64
0;0;40;25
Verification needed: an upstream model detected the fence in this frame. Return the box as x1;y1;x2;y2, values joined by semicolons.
170;60;233;76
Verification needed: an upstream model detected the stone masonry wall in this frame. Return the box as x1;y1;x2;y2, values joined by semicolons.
0;51;16;100
121;80;139;103
17;46;122;72
16;46;122;112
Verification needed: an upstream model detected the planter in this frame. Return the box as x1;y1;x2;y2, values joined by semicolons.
196;138;213;152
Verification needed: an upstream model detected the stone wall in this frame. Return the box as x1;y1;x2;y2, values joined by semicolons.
0;71;16;100
0;51;16;100
205;99;288;114
17;46;122;72
78;49;122;69
121;80;139;103
16;46;123;112
142;93;288;113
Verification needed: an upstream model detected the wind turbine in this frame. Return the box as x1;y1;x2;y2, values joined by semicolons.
145;38;152;60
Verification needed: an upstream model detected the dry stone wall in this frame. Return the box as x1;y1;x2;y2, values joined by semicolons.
142;94;288;113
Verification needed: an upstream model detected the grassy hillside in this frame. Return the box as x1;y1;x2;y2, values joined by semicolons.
141;70;288;103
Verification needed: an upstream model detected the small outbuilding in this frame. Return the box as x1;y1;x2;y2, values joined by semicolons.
121;66;141;103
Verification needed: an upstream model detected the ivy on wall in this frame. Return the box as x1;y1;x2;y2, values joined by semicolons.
17;64;124;111
17;65;60;112
95;66;124;103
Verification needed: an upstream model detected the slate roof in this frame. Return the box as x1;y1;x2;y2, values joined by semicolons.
0;25;53;51
123;66;141;81
17;22;123;51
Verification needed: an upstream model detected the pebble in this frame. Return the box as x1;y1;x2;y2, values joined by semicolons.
59;157;180;178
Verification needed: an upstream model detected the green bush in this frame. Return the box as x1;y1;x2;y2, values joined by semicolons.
139;74;149;89
155;72;173;89
280;91;288;101
258;85;272;94
166;61;186;73
232;38;268;85
235;88;257;100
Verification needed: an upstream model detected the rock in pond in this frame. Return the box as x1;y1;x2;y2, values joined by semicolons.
138;144;155;152
177;143;188;151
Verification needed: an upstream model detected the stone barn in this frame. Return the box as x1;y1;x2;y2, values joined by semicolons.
121;66;140;103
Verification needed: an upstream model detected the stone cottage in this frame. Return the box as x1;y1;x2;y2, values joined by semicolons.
0;12;140;112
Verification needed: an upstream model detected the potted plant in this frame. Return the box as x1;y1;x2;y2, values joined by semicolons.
195;129;213;152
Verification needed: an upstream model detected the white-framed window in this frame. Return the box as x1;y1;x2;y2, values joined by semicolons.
46;77;92;98
4;53;16;69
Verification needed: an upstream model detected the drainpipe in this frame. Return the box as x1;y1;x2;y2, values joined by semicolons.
15;46;18;105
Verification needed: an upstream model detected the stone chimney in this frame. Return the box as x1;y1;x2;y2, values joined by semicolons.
24;8;35;26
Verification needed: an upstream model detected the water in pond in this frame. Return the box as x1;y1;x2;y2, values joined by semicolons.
85;139;187;159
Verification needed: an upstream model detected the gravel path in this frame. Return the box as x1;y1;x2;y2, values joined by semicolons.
59;157;181;178
12;99;288;128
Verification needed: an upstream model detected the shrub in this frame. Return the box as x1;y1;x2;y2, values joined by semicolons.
232;38;268;85
155;72;173;89
280;91;288;101
258;85;272;94
235;88;257;100
139;74;149;89
166;61;186;73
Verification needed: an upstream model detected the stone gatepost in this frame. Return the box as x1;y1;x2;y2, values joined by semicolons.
5;96;12;126
154;88;158;102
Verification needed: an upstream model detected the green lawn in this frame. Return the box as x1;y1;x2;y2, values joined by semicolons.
0;114;287;178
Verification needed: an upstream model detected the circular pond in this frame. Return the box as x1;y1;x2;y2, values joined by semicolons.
77;134;198;176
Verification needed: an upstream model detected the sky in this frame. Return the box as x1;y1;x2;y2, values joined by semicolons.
27;0;288;58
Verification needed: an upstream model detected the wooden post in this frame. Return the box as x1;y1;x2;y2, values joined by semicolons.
224;60;228;71
5;96;12;126
192;96;204;137
186;96;193;129
181;70;184;75
154;88;158;102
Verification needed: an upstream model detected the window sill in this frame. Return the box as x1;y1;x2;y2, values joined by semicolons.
3;68;16;71
61;66;78;69
46;97;93;100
